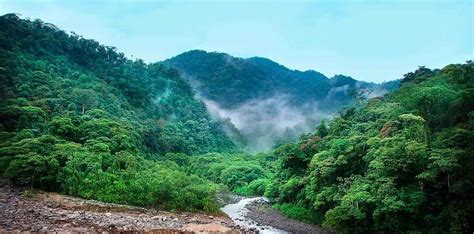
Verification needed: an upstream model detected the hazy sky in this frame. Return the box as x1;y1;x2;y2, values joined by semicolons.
1;0;472;82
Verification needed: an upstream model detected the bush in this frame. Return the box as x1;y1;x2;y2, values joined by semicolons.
274;203;320;224
234;185;252;196
220;164;265;190
247;178;269;196
5;153;60;190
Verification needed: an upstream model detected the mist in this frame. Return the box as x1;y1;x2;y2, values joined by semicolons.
203;95;331;152
366;87;389;99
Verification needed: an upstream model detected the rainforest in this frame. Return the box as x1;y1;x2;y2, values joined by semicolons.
0;10;473;234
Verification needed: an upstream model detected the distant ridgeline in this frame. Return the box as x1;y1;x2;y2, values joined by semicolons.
0;14;237;211
163;50;399;110
164;50;400;151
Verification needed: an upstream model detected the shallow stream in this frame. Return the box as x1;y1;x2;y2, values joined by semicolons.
220;197;288;234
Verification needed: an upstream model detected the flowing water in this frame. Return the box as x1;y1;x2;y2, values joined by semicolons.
220;197;288;234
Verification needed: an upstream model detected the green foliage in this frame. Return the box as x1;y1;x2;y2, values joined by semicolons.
0;14;235;156
220;164;265;190
164;50;397;111
184;152;273;195
274;203;320;224
266;62;474;232
1;15;472;232
5;152;60;190
0;14;236;213
233;185;252;196
247;178;269;196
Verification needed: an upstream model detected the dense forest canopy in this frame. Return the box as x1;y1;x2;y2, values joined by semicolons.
0;14;473;233
0;13;237;211
264;62;474;232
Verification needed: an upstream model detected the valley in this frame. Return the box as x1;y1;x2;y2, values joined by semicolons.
0;13;473;233
164;50;399;151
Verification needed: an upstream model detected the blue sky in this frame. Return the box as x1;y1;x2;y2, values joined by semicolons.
1;0;472;82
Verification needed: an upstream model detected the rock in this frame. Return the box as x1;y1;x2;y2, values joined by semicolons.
105;212;112;217
62;223;72;228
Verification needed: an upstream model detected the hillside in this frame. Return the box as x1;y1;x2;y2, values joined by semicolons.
264;62;474;232
0;14;236;211
164;50;399;151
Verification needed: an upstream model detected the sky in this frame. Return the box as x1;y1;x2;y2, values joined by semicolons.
0;0;472;82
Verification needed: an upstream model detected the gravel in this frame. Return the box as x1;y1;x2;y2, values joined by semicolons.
245;199;332;234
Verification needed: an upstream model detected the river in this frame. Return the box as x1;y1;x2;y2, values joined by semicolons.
220;197;288;234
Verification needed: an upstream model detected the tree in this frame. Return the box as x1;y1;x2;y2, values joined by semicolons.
71;89;98;114
316;120;328;138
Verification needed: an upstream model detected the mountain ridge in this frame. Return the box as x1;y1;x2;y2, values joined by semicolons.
163;49;399;110
163;49;400;151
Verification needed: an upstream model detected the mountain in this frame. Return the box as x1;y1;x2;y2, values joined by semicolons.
164;50;369;110
163;50;400;151
0;14;235;211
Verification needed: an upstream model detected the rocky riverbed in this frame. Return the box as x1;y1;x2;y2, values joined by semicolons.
221;197;287;233
245;198;331;234
1;177;330;233
0;178;249;233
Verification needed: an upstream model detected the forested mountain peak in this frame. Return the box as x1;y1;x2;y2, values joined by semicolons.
246;56;327;80
163;49;399;151
164;49;395;110
329;74;358;86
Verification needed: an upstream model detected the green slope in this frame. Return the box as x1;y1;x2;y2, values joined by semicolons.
0;14;235;211
265;62;474;232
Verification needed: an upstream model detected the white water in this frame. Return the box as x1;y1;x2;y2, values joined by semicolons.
221;197;288;234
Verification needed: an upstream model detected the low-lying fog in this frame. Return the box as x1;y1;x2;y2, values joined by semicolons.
204;95;332;152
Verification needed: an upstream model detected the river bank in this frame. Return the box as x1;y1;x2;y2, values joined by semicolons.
221;197;287;233
220;196;330;234
245;199;331;233
0;179;247;233
1;177;330;233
